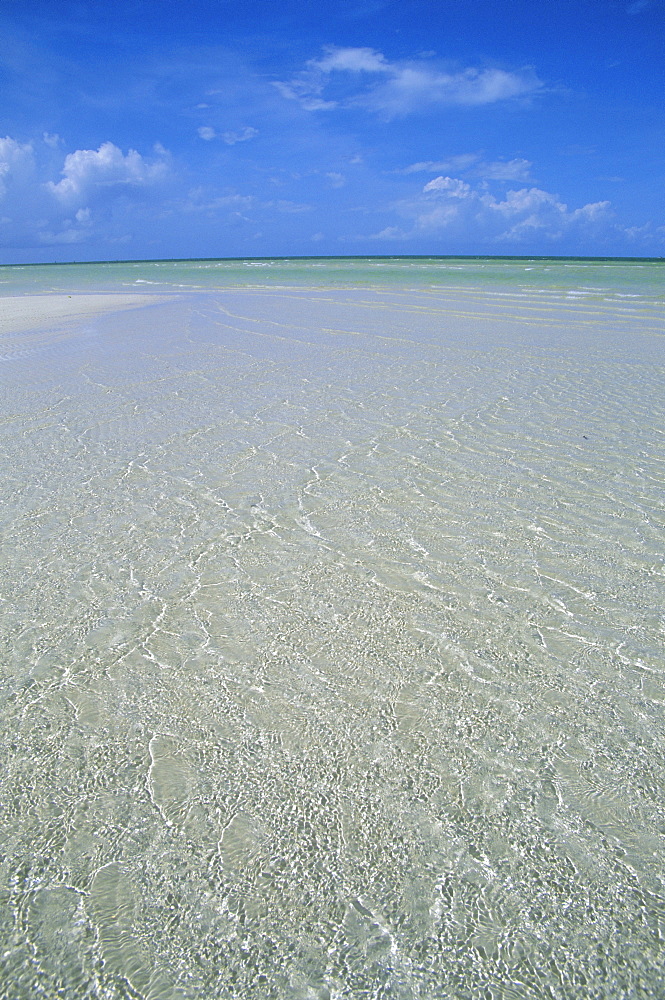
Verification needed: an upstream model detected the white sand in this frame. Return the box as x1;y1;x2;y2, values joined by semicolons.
0;292;168;334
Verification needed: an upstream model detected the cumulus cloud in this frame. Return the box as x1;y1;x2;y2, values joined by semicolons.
36;205;94;247
484;186;563;216
46;142;169;203
374;173;613;244
423;176;471;197
276;46;542;117
0;139;174;251
479;186;609;238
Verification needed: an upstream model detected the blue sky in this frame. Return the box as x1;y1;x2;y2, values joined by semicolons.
1;0;663;262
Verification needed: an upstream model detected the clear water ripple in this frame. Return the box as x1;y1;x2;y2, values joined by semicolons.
0;274;664;999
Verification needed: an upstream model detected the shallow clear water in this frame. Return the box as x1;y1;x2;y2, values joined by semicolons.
1;264;664;999
1;254;664;301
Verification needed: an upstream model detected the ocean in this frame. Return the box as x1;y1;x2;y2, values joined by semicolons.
2;254;664;298
1;257;664;999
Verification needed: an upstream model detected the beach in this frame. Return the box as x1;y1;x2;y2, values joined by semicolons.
1;258;664;999
0;292;168;332
0;292;170;364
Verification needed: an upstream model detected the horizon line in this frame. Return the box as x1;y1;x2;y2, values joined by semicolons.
2;253;664;268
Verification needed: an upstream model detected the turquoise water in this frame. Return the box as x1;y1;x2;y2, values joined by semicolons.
1;261;664;999
1;254;664;301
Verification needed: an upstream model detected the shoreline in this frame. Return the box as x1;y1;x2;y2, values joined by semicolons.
0;291;171;335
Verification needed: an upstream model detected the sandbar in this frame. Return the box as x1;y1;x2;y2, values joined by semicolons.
0;292;169;334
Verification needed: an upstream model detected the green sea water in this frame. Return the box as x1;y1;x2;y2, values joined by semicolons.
1;254;664;300
1;259;664;999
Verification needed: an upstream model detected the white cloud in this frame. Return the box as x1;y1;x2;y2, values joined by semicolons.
35;208;93;247
198;126;259;144
625;223;653;239
480;185;613;240
183;187;310;219
571;200;611;221
400;154;481;174
483;186;564;217
369;226;406;240
46;142;169;203
406;202;464;234
399;155;532;182
222;127;259;145
276;46;542;117
0;137;35;199
272;81;336;111
38;226;89;245
479;158;532;181
476;187;609;238
373;174;614;244
313;46;389;74
423;176;471;197
366;66;539;116
184;189;256;213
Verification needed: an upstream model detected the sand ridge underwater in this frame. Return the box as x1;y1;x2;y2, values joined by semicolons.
0;259;664;999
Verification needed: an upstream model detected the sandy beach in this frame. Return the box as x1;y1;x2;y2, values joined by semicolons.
0;291;171;362
0;291;169;332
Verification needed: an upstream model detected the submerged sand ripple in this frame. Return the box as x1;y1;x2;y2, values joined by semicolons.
1;287;664;999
